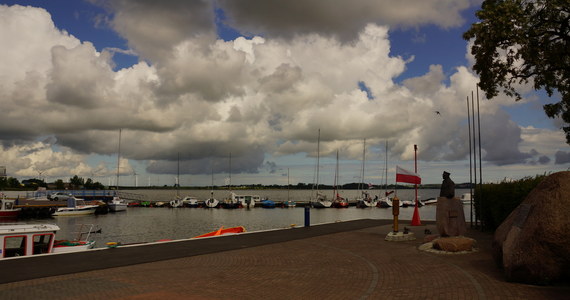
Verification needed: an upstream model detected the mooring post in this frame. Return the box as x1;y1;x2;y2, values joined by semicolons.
392;196;399;232
304;206;310;227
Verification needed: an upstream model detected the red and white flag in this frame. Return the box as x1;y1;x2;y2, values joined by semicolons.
396;165;421;184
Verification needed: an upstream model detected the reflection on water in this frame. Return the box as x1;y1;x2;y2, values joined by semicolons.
6;189;474;248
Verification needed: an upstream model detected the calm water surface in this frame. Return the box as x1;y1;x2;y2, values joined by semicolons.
5;189;473;248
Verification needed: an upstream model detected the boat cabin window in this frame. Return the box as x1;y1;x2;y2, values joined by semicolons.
33;234;54;255
3;235;27;257
5;201;13;209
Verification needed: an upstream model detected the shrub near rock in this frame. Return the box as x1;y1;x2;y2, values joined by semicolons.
493;171;570;285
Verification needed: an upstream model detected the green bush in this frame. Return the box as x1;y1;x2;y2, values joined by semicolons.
475;174;546;231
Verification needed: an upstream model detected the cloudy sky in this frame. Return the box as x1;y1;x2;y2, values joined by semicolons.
0;0;568;187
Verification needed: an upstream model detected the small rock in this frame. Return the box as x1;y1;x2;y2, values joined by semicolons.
433;236;476;252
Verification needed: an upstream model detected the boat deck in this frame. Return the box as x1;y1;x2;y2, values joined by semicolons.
0;219;567;299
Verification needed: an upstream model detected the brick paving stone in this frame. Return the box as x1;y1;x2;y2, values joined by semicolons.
0;221;568;299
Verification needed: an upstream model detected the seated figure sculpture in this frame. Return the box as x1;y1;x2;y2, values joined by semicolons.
436;171;466;236
439;171;455;198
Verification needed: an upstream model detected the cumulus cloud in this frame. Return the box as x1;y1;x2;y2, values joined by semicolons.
0;3;566;184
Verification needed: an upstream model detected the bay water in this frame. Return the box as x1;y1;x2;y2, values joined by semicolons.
4;188;474;248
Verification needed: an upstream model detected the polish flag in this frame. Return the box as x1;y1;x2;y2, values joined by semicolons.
396;166;421;184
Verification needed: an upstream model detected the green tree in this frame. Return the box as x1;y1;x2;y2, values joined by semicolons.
55;179;65;190
69;175;84;188
7;177;20;188
464;0;570;144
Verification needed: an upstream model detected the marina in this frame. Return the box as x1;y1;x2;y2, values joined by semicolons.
0;189;473;248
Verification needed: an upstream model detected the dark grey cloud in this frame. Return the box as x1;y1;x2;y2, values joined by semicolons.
480;112;532;165
218;0;473;42
93;0;216;61
146;147;265;175
555;151;570;164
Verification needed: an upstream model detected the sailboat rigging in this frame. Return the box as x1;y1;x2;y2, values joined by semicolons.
108;129;128;212
311;129;332;208
331;149;348;208
204;167;219;208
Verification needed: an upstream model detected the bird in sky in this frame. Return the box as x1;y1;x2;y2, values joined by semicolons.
435;111;441;116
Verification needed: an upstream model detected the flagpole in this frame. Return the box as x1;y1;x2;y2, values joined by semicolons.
411;145;422;226
414;144;418;206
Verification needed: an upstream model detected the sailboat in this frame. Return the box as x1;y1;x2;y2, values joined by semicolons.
170;153;184;208
376;141;399;208
282;168;296;207
311;129;332;208
108;129;128;212
331;150;348;208
356;139;376;208
204;169;220;208
222;153;240;209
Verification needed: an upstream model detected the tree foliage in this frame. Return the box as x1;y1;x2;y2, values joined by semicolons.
464;0;570;144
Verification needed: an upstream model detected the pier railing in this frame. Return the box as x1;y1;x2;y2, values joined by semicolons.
26;190;147;201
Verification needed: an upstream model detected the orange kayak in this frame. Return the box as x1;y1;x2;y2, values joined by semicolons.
193;226;246;238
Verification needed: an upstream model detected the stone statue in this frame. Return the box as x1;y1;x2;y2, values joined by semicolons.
436;171;465;237
439;171;455;199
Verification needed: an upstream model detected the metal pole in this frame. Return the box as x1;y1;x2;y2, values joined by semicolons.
476;87;484;229
471;91;478;228
116;129;122;191
414;144;418;206
466;96;473;227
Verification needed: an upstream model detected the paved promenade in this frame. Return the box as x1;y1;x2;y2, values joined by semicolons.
0;219;568;299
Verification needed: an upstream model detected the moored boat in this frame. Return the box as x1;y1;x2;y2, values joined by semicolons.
0;196;21;218
204;197;220;208
52;197;98;216
460;193;472;205
182;196;200;207
261;199;276;208
0;223;96;258
193;226;246;238
108;195;128;212
231;193;259;208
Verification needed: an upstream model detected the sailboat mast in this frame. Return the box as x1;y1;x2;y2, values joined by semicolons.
116;129;122;190
358;139;366;196
384;141;388;195
176;152;180;197
333;149;339;199
316;129;320;193
224;152;232;192
287;168;290;201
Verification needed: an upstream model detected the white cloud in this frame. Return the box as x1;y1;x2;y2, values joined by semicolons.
0;3;566;184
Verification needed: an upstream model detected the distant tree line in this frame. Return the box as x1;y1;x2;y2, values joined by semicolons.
0;175;105;190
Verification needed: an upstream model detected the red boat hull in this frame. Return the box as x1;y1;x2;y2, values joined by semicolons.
193;226;246;238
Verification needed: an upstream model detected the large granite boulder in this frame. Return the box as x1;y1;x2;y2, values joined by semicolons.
493;171;570;285
436;197;467;236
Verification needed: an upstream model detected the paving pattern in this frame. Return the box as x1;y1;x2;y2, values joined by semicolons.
0;221;568;299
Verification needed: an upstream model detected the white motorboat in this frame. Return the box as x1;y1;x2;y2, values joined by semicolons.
0;223;95;258
460;193;473;205
230;193;259;208
0;196;21;218
108;196;128;212
52;197;98;216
